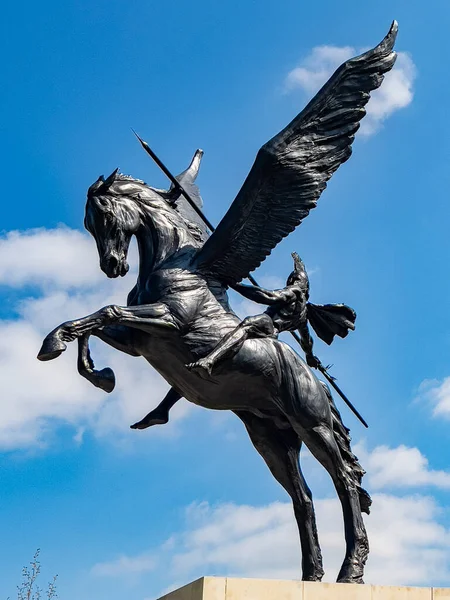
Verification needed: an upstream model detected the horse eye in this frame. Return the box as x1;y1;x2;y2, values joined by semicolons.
97;197;108;208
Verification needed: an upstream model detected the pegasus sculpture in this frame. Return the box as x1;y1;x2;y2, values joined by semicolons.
38;22;398;583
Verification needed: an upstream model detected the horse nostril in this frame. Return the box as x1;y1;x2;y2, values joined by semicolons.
102;255;119;273
108;255;118;270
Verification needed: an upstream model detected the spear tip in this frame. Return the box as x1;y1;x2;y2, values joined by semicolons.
131;128;147;148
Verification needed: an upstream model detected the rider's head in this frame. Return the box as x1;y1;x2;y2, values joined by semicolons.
286;252;309;292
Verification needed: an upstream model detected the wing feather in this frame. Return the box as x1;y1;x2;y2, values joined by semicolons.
194;22;398;283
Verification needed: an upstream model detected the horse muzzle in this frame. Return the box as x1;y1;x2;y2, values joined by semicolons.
101;254;129;278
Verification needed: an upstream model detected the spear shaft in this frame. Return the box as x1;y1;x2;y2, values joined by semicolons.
133;131;368;427
132;130;216;233
289;330;368;428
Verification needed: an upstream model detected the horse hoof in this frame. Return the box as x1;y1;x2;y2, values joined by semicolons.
130;414;169;429
94;368;116;393
37;336;67;361
337;578;364;585
302;569;324;582
337;571;364;584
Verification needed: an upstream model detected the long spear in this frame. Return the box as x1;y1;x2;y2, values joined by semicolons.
132;131;368;428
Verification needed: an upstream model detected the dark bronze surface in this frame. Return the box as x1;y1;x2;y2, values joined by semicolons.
38;22;398;584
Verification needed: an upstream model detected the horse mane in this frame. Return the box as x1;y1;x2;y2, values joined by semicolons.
108;173;206;243
115;173;145;184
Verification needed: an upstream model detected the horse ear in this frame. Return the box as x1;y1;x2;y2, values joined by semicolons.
102;168;119;189
88;175;106;197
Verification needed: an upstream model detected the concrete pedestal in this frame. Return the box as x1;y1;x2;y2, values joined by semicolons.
157;578;450;600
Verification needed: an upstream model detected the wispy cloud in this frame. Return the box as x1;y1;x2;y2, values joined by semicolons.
284;46;416;136
417;377;450;420
92;443;450;591
356;441;450;490
0;227;102;288
0;227;193;450
285;45;355;95
95;491;450;590
167;495;449;586
92;552;156;577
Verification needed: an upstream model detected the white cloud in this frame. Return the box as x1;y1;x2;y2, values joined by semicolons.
0;227;102;288
362;52;416;135
417;377;450;420
0;227;192;450
285;46;416;136
167;497;450;586
356;442;450;490
92;552;156;577
285;45;355;95
94;493;450;590
90;443;450;589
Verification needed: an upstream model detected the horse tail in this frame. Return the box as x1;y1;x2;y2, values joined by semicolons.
320;381;372;514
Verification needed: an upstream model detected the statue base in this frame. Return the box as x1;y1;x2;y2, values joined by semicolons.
157;577;449;600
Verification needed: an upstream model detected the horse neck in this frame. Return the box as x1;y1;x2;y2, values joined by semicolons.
135;206;192;278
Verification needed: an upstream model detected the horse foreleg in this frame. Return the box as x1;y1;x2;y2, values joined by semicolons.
37;303;177;362
234;410;324;582
77;333;116;393
301;424;369;584
77;325;139;390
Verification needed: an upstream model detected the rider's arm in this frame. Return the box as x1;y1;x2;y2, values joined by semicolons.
298;314;320;369
231;282;294;306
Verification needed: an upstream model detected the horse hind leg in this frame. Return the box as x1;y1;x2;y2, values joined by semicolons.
234;410;324;582
300;422;369;584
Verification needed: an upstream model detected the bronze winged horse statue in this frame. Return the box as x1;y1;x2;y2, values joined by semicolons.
38;22;398;583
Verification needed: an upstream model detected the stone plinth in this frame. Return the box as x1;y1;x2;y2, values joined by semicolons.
157;578;448;600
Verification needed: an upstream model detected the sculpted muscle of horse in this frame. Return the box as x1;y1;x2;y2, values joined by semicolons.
37;23;398;584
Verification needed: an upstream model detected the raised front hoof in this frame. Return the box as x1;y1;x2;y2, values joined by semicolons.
37;336;67;361
92;368;116;393
130;413;169;430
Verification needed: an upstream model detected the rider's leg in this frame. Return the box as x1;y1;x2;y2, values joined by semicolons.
187;314;274;376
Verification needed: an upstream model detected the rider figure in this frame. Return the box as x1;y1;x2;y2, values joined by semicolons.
189;252;320;374
131;252;356;429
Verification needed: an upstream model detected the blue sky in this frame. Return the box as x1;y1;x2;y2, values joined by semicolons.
1;1;450;598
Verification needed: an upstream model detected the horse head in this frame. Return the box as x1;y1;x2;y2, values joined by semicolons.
85;168;205;279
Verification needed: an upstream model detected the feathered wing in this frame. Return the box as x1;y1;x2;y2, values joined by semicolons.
194;22;398;284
